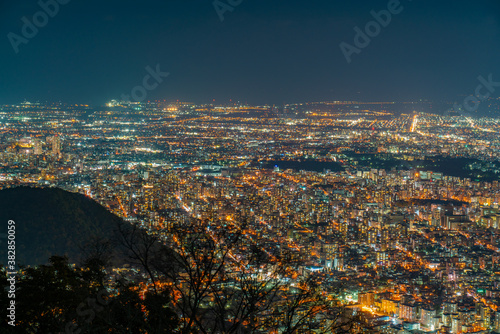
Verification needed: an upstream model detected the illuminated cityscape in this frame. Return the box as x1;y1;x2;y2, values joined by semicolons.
1;100;500;332
2;0;500;332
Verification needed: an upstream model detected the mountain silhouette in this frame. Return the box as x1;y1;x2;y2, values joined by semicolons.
0;187;126;267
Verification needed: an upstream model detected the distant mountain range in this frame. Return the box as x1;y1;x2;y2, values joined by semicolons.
0;187;125;267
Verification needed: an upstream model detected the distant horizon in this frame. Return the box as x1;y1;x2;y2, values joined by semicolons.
1;97;496;107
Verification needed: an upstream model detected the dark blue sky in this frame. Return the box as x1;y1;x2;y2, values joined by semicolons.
0;0;499;105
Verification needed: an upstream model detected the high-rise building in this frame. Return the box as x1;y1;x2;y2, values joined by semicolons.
51;136;61;156
358;292;374;308
399;303;418;322
480;305;491;328
420;308;437;330
451;315;461;334
494;311;500;331
33;138;43;155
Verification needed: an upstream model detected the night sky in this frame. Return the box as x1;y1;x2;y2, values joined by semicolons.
0;0;499;105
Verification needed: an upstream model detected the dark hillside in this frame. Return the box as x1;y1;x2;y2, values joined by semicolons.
0;187;125;266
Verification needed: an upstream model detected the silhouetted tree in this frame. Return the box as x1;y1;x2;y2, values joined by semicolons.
0;256;179;334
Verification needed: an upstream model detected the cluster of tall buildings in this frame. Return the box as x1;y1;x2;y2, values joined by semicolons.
28;136;61;156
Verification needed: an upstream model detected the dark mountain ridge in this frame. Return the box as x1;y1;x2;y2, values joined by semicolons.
0;187;126;267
